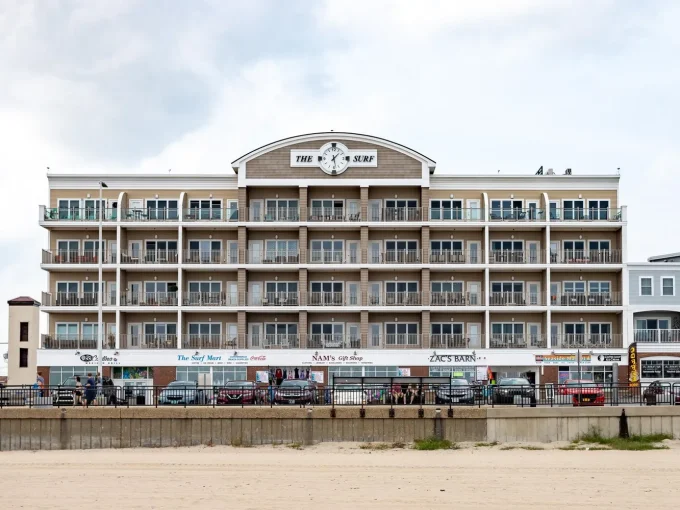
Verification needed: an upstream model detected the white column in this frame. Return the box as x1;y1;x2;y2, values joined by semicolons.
177;224;183;349
115;224;121;349
545;224;551;349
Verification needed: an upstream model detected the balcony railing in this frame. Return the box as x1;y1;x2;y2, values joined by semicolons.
184;250;239;264
40;206;118;222
121;292;178;306
428;208;485;222
490;334;547;348
427;334;477;348
551;250;622;264
41;334;116;350
367;292;422;306
182;292;239;307
182;334;237;349
369;250;422;264
308;251;347;264
120;249;178;264
553;334;623;349
119;334;178;349
259;292;300;306
308;207;360;222
429;250;483;264
42;249;116;264
634;329;680;344
308;292;346;306
308;334;362;349
550;208;622;222
121;208;180;221
248;207;300;222
552;292;622;306
429;292;483;306
489;249;545;264
489;208;545;221
490;292;545;306
42;291;115;307
248;334;300;349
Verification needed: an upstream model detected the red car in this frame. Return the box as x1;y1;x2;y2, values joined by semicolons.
558;380;605;406
216;381;262;405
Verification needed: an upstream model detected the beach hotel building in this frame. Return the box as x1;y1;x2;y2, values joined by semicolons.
37;132;629;389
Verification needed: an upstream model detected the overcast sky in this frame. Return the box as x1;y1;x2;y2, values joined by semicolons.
1;0;679;370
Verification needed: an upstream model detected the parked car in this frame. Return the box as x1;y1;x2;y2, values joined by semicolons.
52;376;114;406
332;384;368;405
216;381;263;405
158;381;207;405
274;380;318;405
643;381;680;405
435;379;474;405
491;377;536;405
558;380;605;406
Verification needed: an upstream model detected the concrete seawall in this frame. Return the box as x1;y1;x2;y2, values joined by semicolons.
1;407;679;451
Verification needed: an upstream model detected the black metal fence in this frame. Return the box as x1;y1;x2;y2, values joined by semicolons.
1;381;679;409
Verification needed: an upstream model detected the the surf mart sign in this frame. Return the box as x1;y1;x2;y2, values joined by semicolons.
290;141;378;175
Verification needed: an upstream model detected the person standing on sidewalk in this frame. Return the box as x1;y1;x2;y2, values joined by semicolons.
85;373;97;407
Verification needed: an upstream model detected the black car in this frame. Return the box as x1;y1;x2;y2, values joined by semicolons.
274;380;318;405
158;381;208;405
52;376;115;406
435;379;474;405
491;377;536;405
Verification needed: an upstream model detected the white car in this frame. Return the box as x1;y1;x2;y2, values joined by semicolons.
332;384;368;405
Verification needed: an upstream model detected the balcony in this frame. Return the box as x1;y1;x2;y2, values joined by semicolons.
308;251;348;264
429;292;483;306
308;207;360;222
121;292;178;306
248;207;300;222
308;334;362;349
42;292;115;307
489;249;545;264
553;334;623;349
120;249;178;264
427;334;477;349
259;292;300;307
40;206;118;222
42;249;116;265
308;292;347;306
551;250;622;264
634;329;680;344
182;334;237;349
254;250;300;264
370;250;422;264
428;207;484;222
184;250;239;264
183;292;239;307
119;334;178;349
551;208;622;222
490;292;545;306
41;334;115;350
368;292;422;306
248;334;301;349
489;208;545;222
552;292;622;307
183;208;237;222
121;208;180;221
490;334;547;348
429;250;483;264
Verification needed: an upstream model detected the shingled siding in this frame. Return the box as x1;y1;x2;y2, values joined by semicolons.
245;140;422;179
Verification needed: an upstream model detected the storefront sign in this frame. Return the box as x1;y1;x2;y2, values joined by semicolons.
628;343;640;386
290;142;378;174
37;348;627;368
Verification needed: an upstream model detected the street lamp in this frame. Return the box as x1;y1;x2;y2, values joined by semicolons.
98;181;108;386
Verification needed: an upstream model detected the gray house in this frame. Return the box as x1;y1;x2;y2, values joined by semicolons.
628;254;680;381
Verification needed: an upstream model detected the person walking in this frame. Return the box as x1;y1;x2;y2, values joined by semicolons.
75;376;84;407
36;371;45;397
84;373;97;407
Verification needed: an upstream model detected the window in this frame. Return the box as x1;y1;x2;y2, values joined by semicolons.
187;323;222;348
188;199;222;220
563;199;585;220
328;366;399;383
146;199;178;220
490;324;524;347
265;323;298;347
58;199;82;220
310;199;343;220
558;366;613;384
112;367;154;379
384;240;418;262
144;323;177;348
589;281;611;294
385;282;419;304
564;281;586;294
589;323;611;344
19;348;28;368
490;199;523;220
549;201;559;220
640;277;653;296
49;366;92;385
384;199;419;221
144;281;178;305
431;323;465;347
310;240;344;263
662;277;675;296
19;322;28;342
145;240;178;262
430;200;463;220
429;366;476;381
266;199;299;221
310;323;345;348
385;323;419;346
430;240;464;262
176;367;247;385
310;282;343;305
188;240;222;263
265;240;298;262
588;240;610;251
187;282;221;305
265;281;299;304
490;282;524;304
641;359;680;380
588;200;609;220
56;282;79;305
491;240;523;252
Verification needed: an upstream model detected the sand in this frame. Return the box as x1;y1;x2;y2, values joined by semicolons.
0;443;678;509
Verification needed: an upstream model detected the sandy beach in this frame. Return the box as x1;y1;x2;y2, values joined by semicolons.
0;443;678;509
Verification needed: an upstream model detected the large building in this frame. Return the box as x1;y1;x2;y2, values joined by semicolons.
38;132;629;389
628;255;680;383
